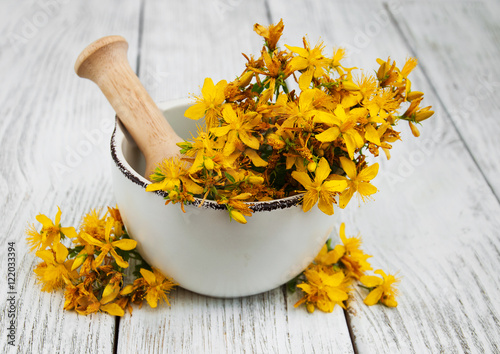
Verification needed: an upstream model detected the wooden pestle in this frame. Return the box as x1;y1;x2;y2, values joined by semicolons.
74;35;182;178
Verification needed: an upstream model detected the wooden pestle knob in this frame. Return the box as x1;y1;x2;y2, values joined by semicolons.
75;35;182;178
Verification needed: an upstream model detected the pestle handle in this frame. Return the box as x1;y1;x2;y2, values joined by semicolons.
74;35;182;178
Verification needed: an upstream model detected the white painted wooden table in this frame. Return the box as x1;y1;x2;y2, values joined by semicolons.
1;0;500;353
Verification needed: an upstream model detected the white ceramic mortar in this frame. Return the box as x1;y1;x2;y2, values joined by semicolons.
110;99;340;298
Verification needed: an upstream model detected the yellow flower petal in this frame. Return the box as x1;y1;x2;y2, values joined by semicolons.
315;158;331;183
79;232;103;247
360;275;383;288
323;180;348;193
145;291;159;308
100;303;124;316
61;227;78;239
302;191;319;213
316;127;340;142
239;131;260;150
358;163;379;181
110;248;129;268
339;157;356;180
365;124;381;145
298;67;314;91
358;182;378;197
71;252;85;271
112;239;137;251
184;102;206;120
339;188;355;209
140;268;156;285
101;283;120;305
326;287;348;302
120;284;134;296
318;192;334;215
291;171;313;190
36;214;53;229
363;286;384;306
53;242;68;264
245;149;268;167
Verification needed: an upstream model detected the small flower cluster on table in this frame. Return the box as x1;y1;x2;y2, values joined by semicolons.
26;206;399;315
291;222;399;313
146;19;433;223
26;207;176;316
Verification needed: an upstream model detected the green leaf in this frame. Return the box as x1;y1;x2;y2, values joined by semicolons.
224;172;236;183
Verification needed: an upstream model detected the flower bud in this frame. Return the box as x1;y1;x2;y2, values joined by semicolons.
306;303;315;313
204;157;215;170
248;175;264;185
230;210;247;224
307;161;317;172
168;190;179;200
414;108;434;122
237;71;253;87
409;121;420;137
342;81;360;91
406;91;424;101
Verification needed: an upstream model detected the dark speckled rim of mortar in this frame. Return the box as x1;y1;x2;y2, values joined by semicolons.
110;117;303;212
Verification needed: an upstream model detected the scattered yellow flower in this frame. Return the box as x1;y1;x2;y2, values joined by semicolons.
34;243;78;292
79;217;137;268
336;223;372;279
295;268;350;313
360;269;400;307
27;206;76;251
139;268;177;308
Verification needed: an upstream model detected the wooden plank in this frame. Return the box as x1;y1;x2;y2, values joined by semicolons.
0;1;142;353
116;0;354;352
268;0;500;353
387;1;500;198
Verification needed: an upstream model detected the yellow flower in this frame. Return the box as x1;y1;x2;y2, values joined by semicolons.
79;217;137;269
253;19;284;51
64;282;124;316
335;223;372;279
185;78;228;128
314;105;364;159
291;157;347;215
363;89;399;122
34;242;78;292
27;206;76;251
313;244;342;267
282;89;331;130
147;157;203;195
360;269;400;307
79;208;106;240
211;105;261;155
286;39;330;90
338;157;378;208
140;268;177;308
295;268;350;313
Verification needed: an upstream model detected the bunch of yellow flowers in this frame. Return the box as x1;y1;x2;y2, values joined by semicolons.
291;222;399;313
146;20;433;223
26;207;176;316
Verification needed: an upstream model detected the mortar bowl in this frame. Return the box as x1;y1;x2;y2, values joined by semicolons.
110;98;339;298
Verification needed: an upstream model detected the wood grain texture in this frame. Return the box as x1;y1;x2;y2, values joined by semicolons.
387;1;500;200
2;0;500;353
116;0;354;352
267;0;500;352
0;0;142;353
